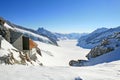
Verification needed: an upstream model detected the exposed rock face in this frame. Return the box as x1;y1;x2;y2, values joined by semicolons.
0;17;5;26
0;23;11;42
86;45;114;59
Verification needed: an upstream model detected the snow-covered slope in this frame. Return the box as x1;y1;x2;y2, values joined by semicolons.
55;33;88;40
36;40;90;66
85;47;120;66
0;60;119;80
77;27;120;48
0;36;21;62
84;32;120;66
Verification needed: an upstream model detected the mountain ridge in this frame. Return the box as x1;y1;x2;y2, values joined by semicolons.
77;27;120;49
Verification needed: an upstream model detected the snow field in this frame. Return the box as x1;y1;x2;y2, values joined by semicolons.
36;40;90;66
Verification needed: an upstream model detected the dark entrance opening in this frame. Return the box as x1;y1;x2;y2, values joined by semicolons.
22;36;29;50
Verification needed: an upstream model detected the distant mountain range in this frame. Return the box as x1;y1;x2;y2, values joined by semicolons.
54;33;88;40
37;27;88;41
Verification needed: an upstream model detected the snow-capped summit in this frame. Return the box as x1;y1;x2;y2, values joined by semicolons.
37;27;58;46
91;27;108;34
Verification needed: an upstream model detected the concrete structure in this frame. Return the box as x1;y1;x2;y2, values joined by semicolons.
11;32;37;52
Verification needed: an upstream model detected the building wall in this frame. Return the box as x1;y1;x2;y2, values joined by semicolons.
13;35;23;51
29;39;37;50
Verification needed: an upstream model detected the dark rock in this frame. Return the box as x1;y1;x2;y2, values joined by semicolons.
75;77;83;80
36;47;42;56
69;60;87;66
86;46;114;59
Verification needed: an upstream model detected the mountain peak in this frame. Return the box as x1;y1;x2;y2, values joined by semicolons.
92;27;108;33
37;27;45;31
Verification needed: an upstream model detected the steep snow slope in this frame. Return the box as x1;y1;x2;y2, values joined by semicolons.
36;40;90;66
0;60;119;80
0;36;21;63
77;27;120;49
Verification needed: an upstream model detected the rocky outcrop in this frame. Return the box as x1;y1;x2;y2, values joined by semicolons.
0;17;5;26
69;60;88;66
0;22;11;42
86;32;120;59
86;45;114;59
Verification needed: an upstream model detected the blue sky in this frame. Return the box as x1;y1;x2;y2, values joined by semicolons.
0;0;120;33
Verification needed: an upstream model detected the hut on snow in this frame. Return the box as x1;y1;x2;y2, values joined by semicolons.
10;30;37;53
